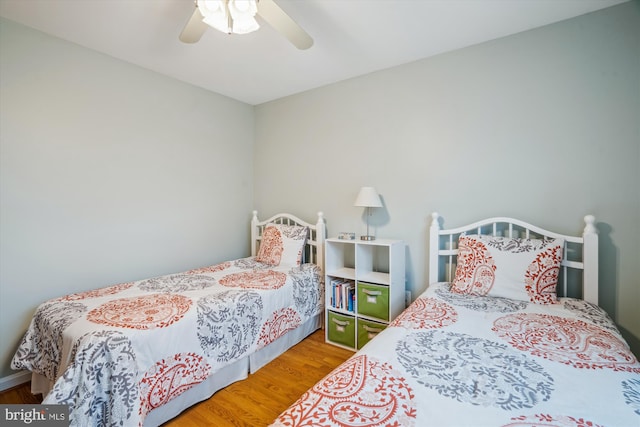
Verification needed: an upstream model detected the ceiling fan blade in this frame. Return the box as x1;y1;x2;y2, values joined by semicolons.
257;0;313;50
179;7;208;43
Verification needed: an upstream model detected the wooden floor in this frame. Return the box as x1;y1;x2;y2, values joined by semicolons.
0;330;353;426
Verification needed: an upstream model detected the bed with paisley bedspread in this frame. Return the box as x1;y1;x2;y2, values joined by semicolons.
270;213;640;427
11;211;326;427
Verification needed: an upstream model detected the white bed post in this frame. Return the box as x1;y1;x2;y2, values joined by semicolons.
315;212;325;273
251;210;260;257
582;214;599;305
429;212;441;284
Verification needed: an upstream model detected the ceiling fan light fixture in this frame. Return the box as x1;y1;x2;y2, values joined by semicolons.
198;0;230;33
181;0;312;48
198;0;259;35
229;0;259;34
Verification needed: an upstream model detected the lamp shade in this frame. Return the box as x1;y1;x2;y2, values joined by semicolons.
354;187;382;208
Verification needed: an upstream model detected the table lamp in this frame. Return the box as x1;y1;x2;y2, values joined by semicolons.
354;187;382;240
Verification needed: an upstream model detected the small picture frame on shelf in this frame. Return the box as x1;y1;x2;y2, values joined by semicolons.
338;232;355;240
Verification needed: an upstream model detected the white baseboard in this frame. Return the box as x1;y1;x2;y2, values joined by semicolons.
0;371;31;392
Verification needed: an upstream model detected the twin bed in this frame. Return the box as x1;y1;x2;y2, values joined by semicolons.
11;211;640;426
11;211;326;426
271;213;640;427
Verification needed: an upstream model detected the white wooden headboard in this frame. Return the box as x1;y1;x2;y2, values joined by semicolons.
428;213;599;305
251;211;326;273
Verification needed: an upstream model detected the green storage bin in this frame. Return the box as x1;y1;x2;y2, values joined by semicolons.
327;311;355;348
357;319;387;349
357;282;389;321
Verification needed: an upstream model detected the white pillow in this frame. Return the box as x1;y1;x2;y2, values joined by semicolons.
256;223;308;267
451;234;564;304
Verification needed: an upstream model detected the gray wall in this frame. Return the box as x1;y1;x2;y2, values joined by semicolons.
254;2;640;352
0;19;255;379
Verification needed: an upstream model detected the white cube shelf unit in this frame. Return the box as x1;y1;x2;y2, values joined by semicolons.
324;238;405;350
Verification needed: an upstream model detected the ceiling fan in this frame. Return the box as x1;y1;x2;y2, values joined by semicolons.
179;0;313;50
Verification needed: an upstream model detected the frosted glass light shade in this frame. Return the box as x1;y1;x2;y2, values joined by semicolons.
229;0;260;34
199;0;230;33
354;187;382;208
198;0;259;35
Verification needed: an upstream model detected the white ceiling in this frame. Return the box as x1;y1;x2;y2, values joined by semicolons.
0;0;629;105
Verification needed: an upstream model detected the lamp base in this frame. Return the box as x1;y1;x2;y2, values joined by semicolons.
360;235;376;241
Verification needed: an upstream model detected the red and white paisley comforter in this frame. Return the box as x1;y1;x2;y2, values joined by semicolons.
12;257;323;427
271;282;640;427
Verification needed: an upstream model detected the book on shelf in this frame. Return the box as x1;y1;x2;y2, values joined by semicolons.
330;278;355;312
